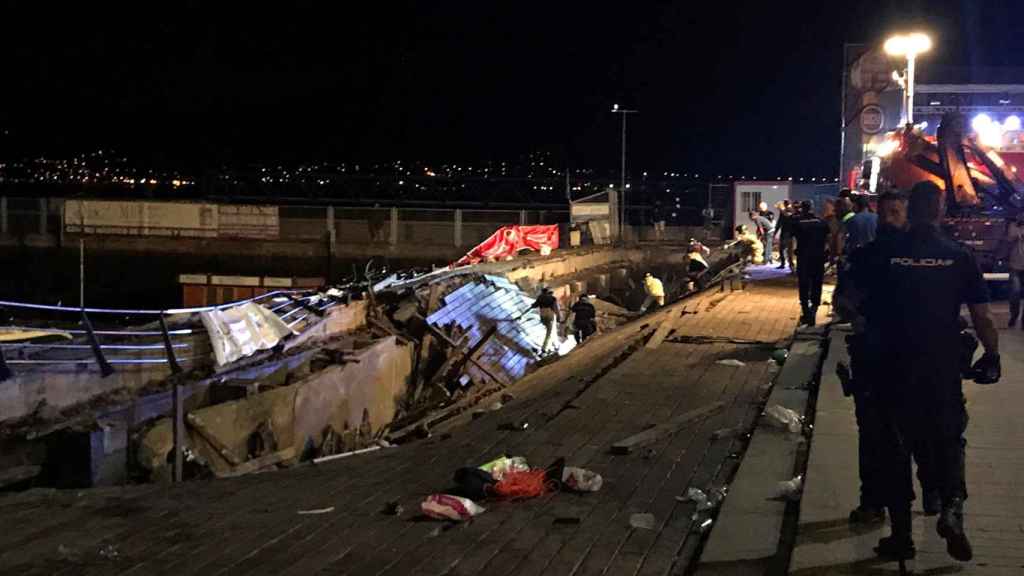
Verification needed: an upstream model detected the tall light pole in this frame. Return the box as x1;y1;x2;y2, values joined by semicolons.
885;32;932;125
612;103;637;241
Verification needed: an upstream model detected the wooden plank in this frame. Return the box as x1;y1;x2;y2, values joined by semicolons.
611;401;726;455
646;306;685;350
186;412;243;466
220;446;297;478
411;285;443;401
426;323;508;386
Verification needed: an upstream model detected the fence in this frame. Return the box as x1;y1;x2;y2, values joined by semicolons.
0;196;728;250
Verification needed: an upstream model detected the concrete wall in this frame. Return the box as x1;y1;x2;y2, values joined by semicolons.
138;335;412;479
292;336;413;451
0;332;208;423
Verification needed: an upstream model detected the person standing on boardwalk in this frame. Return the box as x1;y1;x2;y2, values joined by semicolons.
1005;213;1024;328
793;201;830;326
838;191;930;526
749;210;775;265
854;181;1001;562
774;200;797;271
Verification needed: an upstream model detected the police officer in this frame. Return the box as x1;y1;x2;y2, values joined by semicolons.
839;191;941;525
837;191;906;525
853;181;1001;562
793;200;830;326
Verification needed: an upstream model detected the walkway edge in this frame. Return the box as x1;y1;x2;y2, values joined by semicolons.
691;326;829;575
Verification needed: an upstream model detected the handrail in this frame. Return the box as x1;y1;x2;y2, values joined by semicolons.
0;288;341;378
5;357;203;365
7;343;190;350
1;325;195;337
0;289;311;316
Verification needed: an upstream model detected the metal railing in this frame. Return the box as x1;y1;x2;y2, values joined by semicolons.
0;290;338;380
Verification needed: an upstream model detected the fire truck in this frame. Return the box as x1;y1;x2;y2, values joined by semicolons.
859;111;1024;278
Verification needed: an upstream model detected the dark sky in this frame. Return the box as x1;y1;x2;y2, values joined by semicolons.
2;1;1022;176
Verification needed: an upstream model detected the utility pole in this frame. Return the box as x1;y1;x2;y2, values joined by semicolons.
565;167;573;226
79;204;85;309
612;104;638;242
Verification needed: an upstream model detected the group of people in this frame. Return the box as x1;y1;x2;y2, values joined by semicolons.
529;248;706;355
528;287;598;356
731;199;831;326
833;182;1002;563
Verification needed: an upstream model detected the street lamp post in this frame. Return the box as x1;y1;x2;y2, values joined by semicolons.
885;33;932;125
612;103;637;242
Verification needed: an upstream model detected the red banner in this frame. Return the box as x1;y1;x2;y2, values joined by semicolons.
455;224;560;266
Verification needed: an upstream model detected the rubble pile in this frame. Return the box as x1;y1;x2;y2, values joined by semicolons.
0;241;751;489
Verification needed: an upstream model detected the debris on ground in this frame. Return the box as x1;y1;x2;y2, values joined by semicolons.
679;487;707;505
716;359;746;367
382;501;404;516
764;404;804;434
711;426;743;440
611;402;725;454
772;348;789;365
453;467;497;500
630;513;657;530
678;485;728;512
694;517;714;533
492;469;552;499
479;456;530;480
297;506;335;515
98;544;119;560
421;494;486;521
774;475;804;501
562;466;603;492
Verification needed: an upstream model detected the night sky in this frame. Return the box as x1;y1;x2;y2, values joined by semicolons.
2;1;1022;176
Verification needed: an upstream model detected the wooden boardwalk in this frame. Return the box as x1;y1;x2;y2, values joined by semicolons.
0;271;807;576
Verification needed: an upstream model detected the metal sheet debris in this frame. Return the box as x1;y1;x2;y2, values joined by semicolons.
201;302;295;366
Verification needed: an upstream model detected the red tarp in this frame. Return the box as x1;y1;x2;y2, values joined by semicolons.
455;224;559;266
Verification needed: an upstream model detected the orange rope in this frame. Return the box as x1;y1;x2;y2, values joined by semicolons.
490;469;557;500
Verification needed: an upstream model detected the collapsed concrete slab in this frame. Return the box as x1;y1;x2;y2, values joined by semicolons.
138;335;412;480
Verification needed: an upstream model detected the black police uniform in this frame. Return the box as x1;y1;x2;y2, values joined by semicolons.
793;212;830;321
853;226;988;512
846;229;937;516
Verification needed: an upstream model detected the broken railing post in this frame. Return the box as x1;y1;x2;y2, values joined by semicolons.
172;376;184;483
80;311;114;377
158;313;183;375
287;294;325;318
0;345;11;382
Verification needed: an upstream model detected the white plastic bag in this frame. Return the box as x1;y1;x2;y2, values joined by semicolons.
562;466;603;492
764;404;803;434
421;494;486;521
774;475;804;501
